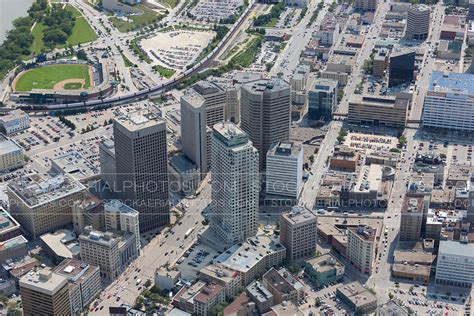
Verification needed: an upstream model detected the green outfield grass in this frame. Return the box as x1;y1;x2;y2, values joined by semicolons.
15;64;91;91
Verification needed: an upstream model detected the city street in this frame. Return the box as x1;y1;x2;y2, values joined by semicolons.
89;181;211;313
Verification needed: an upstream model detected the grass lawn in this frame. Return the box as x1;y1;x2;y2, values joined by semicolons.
30;23;46;55
64;17;97;47
111;5;160;32
153;65;175;78
65;4;82;18
29;5;97;55
15;64;90;91
158;0;179;8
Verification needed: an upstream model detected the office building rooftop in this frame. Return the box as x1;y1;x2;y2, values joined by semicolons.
79;226;134;248
8;174;85;207
53;258;99;285
337;281;377;308
244;78;289;93
213;122;249;147
0;208;20;236
215;235;285;274
306;253;345;274
267;141;302;159
350;94;409;109
438;240;474;257
246;281;273;303
429;72;474;96
115;110;164;132
0;136;23;156
348;226;377;242
19;269;68;296
281;206;316;225
193;80;224;95
40;230;79;259
263;268;295;295
194;283;224;304
51;151;98;179
0;235;28;252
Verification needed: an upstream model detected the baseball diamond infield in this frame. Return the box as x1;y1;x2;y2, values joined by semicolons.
13;64;93;92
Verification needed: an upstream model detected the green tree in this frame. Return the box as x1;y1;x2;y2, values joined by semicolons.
144;279;152;288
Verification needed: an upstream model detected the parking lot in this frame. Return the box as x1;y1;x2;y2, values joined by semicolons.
343;132;398;153
176;242;218;280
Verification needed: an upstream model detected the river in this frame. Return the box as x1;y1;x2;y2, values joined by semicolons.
0;0;34;44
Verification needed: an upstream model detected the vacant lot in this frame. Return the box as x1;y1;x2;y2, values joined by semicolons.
14;64;91;92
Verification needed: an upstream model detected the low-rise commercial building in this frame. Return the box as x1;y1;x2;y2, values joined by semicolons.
40;229;80;264
329;146;360;172
7;174;86;238
199;264;241;299
262;267;304;305
155;267;181;291
194;283;226;316
0;136;24;172
336;281;377;314
348;95;409;128
0;110;29;135
169;154;200;197
0;235;28;263
246;281;273;314
215;235;286;286
304;254;345;287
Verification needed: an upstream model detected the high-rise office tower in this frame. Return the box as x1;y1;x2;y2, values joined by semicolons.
406;5;430;40
181;81;227;177
266;142;303;199
240;78;291;170
193;81;227;127
181;92;210;177
209;122;259;245
388;49;415;87
114;111;169;233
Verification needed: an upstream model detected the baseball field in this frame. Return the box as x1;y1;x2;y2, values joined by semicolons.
14;64;92;92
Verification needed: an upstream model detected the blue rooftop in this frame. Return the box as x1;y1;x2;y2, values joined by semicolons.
429;72;474;95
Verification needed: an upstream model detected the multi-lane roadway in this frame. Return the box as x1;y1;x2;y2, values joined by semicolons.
90;182;211;313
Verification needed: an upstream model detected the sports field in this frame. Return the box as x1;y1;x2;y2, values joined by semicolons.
14;64;91;92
